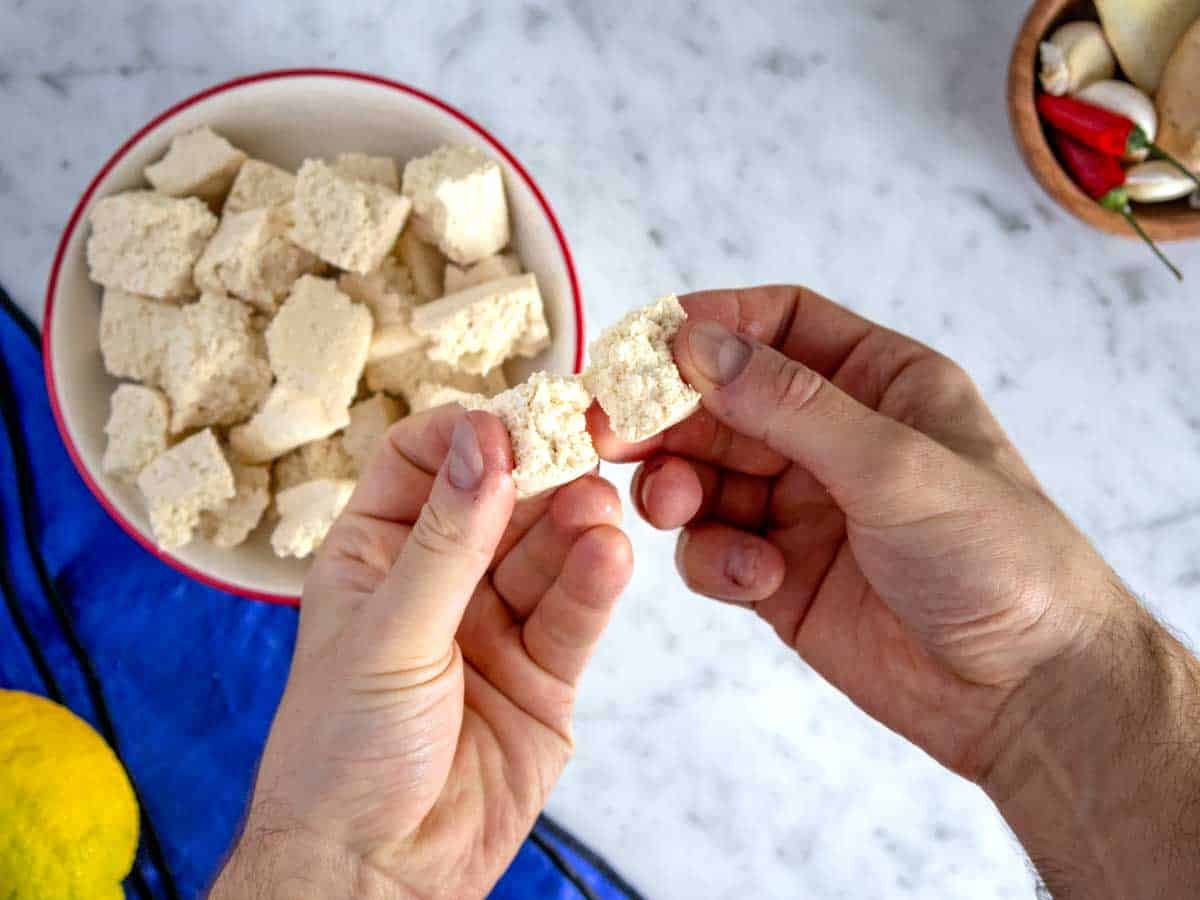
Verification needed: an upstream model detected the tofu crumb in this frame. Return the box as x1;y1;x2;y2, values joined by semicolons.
410;273;549;375
161;292;272;433
274;437;357;493
332;152;399;190
402;145;510;265
407;382;484;414
364;325;507;404
271;479;355;559
200;461;270;548
223;159;297;215
87;191;217;299
98;288;183;385
137;428;235;549
290;159;411;274
584;294;701;443
341;393;402;470
443;252;521;294
396;226;446;299
144;127;247;205
230;386;352;463
102;384;171;481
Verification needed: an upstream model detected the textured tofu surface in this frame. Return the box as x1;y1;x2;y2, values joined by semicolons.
230;386;352;464
136;428;235;549
338;258;422;361
87;191;217;299
402;145;510;265
341;393;401;470
443;252;521;294
271;478;356;559
332;152;400;190
584;294;701;443
290;159;411;274
223;159;297;214
98;288;183;385
274;437;357;493
144;127;247;203
407;382;483;414
200;461;270;549
410;273;549;375
365;332;507;404
102;384;171;481
396;226;446;299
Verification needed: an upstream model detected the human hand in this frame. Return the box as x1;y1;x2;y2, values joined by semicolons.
211;406;632;900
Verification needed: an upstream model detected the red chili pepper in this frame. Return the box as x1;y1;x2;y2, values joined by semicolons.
1038;93;1200;191
1053;131;1182;281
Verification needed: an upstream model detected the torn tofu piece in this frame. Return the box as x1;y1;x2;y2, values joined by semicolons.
341;393;402;470
397;225;446;299
584;294;701;443
274;437;357;493
471;373;597;499
338;258;422;362
200;461;270;548
230;386;351;463
402;145;510;265
408;382;485;414
136;428;235;549
364;327;506;404
223;159;297;214
332;152;399;190
102;384;171;481
144;127;247;205
290;159;411;274
271;479;356;559
98;288;182;385
410;273;550;375
443;252;521;294
194;206;322;313
87;191;217;299
161;292;272;433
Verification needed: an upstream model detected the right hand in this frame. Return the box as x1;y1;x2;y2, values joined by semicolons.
590;285;1126;781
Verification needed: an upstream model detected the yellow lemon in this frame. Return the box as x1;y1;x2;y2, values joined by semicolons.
0;689;138;900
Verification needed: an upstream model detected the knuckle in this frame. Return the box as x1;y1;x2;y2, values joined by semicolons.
409;502;472;558
772;355;824;415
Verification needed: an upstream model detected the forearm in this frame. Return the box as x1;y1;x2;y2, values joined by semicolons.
982;585;1200;898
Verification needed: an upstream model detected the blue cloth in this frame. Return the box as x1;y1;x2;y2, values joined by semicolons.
0;289;640;900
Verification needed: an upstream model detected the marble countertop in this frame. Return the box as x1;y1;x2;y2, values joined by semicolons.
4;1;1200;896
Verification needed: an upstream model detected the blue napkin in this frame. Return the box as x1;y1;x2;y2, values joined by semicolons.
0;286;641;900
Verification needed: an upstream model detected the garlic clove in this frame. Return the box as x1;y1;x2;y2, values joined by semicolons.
1075;80;1157;161
1125;160;1196;203
1039;21;1116;96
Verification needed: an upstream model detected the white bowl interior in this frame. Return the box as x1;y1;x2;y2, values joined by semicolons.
48;73;580;601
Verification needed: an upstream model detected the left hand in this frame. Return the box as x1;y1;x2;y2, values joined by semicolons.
211;405;632;900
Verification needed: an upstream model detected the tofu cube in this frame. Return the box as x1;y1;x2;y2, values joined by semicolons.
274;437;357;493
583;294;701;443
401;145;510;265
410;273;550;375
338;258;422;362
397;225;446;299
271;479;356;559
443;252;521;294
98;288;182;385
194;206;322;313
230;386;351;464
407;383;485;414
290;159;411;274
144;127;247;204
161;292;272;433
87;191;217;299
341;393;402;470
332;152;399;190
137;428;235;549
200;461;270;549
102;384;171;481
223;159;297;215
364;327;507;404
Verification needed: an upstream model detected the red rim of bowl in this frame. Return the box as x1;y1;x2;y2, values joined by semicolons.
43;67;586;607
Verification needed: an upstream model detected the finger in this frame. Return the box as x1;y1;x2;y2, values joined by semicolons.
675;522;787;606
357;411;515;670
492;475;623;618
522;525;634;685
634;456;772;531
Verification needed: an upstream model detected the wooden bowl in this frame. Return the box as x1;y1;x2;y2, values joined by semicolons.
1008;0;1200;241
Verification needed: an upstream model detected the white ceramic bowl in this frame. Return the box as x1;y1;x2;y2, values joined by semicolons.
44;69;584;605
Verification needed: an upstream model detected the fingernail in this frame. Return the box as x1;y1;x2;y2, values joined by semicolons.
689;321;752;385
725;541;760;588
448;419;484;490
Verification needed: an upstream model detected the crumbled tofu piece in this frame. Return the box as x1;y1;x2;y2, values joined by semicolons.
364;327;507;404
230;386;352;463
401;145;510;265
332;152;399;190
290;159;411;274
408;383;485;414
271;479;355;559
102;384;171;481
266;275;372;412
194;206;322;313
136;428;235;549
397;226;446;299
473;373;597;499
144;127;247;204
87;191;217;299
159;292;271;433
341;393;402;470
338;258;423;362
274;437;357;493
98;288;182;385
584;294;701;443
223;159;298;214
444;252;521;294
410;273;550;375
200;461;270;548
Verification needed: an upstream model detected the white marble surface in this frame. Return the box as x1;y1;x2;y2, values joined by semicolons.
4;1;1200;897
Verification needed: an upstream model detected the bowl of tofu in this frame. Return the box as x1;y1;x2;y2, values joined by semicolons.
43;69;584;604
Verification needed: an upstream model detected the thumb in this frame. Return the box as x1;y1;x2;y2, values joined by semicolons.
675;319;958;526
359;410;516;670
